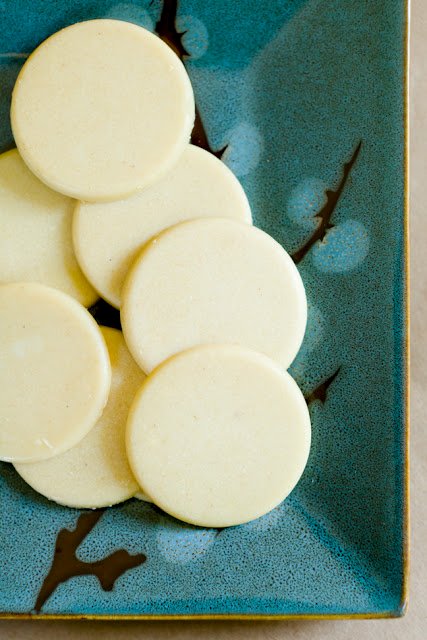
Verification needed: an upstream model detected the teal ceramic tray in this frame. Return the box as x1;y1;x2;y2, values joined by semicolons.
0;0;408;620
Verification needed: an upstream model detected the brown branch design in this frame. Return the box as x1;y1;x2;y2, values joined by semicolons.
304;367;341;405
155;0;227;158
292;141;362;264
88;298;121;330
34;511;146;612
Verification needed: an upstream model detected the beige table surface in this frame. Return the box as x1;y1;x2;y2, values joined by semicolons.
1;1;425;638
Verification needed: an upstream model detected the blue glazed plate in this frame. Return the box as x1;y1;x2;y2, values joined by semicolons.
0;0;408;620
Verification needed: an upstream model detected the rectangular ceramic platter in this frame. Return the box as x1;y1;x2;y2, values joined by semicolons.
0;0;408;620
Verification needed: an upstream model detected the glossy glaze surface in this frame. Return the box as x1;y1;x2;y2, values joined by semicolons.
0;0;407;618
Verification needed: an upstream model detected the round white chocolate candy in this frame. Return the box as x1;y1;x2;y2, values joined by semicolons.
126;345;311;528
134;491;153;503
73;145;252;308
0;283;111;463
14;327;144;508
11;19;195;202
121;218;307;373
0;149;97;306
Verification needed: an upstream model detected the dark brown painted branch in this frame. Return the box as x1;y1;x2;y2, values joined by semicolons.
304;367;341;405
34;511;146;612
191;106;228;159
155;0;189;58
155;0;227;158
292;141;362;264
88;298;121;330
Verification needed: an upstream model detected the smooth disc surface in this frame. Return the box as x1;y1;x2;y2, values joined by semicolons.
0;283;111;463
11;19;195;201
126;345;311;528
73;145;252;307
134;491;153;503
15;327;144;508
0;149;97;306
121;218;307;373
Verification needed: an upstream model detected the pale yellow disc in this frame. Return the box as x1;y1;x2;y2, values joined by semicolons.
126;345;311;528
0;149;97;306
73;145;252;308
14;327;144;508
134;491;153;503
121;218;307;373
0;283;111;463
11;19;195;201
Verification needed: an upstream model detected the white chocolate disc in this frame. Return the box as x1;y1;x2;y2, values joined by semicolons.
126;345;311;528
73;145;252;308
0;149;97;306
11;19;195;202
0;283;111;463
14;327;144;508
121;218;307;373
134;491;153;503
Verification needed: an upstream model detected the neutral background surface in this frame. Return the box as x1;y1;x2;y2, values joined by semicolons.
1;0;424;637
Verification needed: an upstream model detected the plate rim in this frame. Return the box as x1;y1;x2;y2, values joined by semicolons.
0;0;410;621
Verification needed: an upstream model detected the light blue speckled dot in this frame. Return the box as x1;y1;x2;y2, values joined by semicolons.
103;3;154;31
290;301;326;381
156;519;217;564
312;219;370;272
287;177;327;230
176;15;208;59
242;501;289;533
222;122;263;177
302;302;325;353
